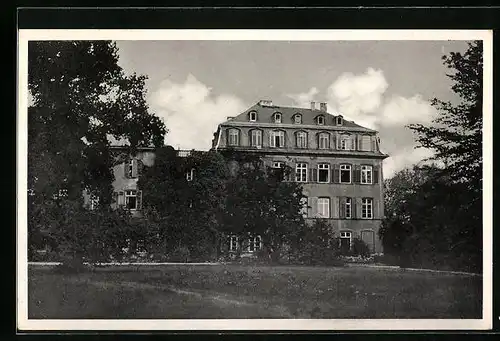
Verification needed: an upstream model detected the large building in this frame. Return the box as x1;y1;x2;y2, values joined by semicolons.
211;100;388;253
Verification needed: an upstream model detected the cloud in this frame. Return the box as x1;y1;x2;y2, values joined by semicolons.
286;87;319;108
383;147;434;179
326;68;388;128
379;94;437;126
149;74;247;150
321;67;438;177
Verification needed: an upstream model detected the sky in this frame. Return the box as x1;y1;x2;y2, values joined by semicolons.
115;40;470;178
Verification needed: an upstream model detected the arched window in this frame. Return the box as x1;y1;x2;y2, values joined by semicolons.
294;114;302;124
318;132;330;149
336;116;343;126
227;128;240;146
340;134;352;150
317;115;325;125
250;129;263;147
270;130;285;148
296;131;307;148
274;112;282;123
249;111;257;122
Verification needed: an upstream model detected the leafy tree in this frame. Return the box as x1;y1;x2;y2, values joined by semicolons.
28;41;166;261
223;153;307;263
138;147;229;261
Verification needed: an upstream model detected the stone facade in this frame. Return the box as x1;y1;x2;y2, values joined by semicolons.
211;100;388;253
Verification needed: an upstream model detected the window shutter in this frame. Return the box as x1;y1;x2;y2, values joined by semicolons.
132;158;138;178
355;198;362;219
137;159;144;176
354;165;361;183
311;197;318;218
307;197;313;218
310;168;318;182
269;132;275;147
372;198;378;219
339;197;345;218
112;191;118;204
357;135;363;151
117;191;125;206
332;196;339;218
136;190;142;210
351;137;356;150
331;132;336;149
372;136;377;152
373;166;379;184
336;133;341;150
333;164;340;183
124;161;129;179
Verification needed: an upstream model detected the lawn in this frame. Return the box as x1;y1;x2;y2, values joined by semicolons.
28;264;482;319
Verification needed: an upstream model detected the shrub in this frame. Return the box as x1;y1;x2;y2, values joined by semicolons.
168;246;190;263
351;238;371;258
291;219;342;266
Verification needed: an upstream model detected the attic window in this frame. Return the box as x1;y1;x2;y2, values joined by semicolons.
317;115;325;125
249;111;257;122
274;112;282;124
336;116;343;126
294;114;302;124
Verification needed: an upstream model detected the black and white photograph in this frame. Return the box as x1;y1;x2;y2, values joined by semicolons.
17;29;492;331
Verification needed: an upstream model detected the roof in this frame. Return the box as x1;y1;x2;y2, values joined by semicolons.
222;101;375;132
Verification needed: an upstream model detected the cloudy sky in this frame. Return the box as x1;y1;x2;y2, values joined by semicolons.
115;40;469;178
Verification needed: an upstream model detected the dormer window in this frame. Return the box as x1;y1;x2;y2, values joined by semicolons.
317;115;325;125
336;116;343;126
274;112;282;124
249;111;257;122
294;114;302;124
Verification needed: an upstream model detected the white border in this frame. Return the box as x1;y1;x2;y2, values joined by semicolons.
17;29;493;331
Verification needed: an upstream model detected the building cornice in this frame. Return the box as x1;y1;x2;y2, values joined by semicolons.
216;147;389;160
221;121;377;133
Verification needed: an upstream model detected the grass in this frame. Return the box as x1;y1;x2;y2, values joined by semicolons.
28;264;482;319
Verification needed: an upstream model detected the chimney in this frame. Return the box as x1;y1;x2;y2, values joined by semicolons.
259;99;273;107
319;102;327;112
310;101;317;110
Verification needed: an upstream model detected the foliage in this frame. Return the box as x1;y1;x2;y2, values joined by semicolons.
408;40;482;191
138;147;229;261
351;238;371;258
290;219;341;266
223;152;307;263
27;41;166;264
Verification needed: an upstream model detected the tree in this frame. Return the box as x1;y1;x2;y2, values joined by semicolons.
405;40;483;271
223;153;307;263
138;147;229;261
28;41;167;260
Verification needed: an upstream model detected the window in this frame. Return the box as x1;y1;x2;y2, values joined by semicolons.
294;114;302;124
361;135;372;151
361;165;373;184
229;235;239;252
340;164;351;183
344;197;352;219
317;115;325;125
340;135;350;150
125;190;138;210
270;130;285;148
317;197;330;218
295;163;308;182
186;168;195;181
247;235;262;252
296;131;307;148
317;164;330;183
274;112;282;123
318;133;329;149
336;116;343;126
362;198;373;219
249;111;257;122
339;231;352;252
250;129;263;147
228;128;239;146
127;158;139;178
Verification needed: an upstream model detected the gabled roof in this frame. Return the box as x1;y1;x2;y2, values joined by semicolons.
222;102;375;132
